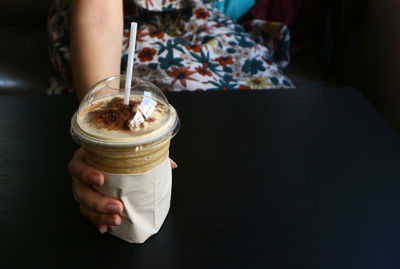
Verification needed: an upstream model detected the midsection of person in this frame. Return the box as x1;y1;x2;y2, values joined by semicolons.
47;0;294;95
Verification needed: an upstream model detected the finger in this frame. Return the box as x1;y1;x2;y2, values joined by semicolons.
169;158;178;169
97;224;108;234
68;149;104;186
80;204;122;226
73;147;85;161
72;179;123;214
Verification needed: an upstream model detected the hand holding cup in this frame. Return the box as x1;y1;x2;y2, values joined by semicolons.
68;147;177;234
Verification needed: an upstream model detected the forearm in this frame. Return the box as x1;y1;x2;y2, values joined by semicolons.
71;0;123;101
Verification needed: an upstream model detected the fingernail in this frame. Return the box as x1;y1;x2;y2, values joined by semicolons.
113;216;121;226
98;225;107;234
172;161;178;169
90;174;100;185
98;174;104;185
107;203;121;213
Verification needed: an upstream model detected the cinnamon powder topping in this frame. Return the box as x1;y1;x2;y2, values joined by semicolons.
88;97;142;131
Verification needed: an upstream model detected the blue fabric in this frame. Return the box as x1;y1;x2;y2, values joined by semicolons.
213;0;255;20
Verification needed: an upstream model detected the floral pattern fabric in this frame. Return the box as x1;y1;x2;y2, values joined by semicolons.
132;0;216;12
47;0;294;94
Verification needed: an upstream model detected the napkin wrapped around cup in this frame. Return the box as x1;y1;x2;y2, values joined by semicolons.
93;157;172;243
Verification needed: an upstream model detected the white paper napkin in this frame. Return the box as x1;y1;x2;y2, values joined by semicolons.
93;157;172;243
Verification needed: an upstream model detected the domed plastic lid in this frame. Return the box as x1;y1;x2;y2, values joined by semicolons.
72;76;179;146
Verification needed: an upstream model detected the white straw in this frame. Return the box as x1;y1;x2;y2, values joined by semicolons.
124;22;138;105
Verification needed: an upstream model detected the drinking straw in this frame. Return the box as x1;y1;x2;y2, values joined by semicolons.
124;22;138;105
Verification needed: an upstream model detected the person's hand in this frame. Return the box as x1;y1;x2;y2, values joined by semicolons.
68;147;177;234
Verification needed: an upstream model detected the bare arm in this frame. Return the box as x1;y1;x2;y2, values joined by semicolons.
71;0;123;101
69;0;125;234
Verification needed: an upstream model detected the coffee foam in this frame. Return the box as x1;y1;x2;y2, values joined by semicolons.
77;94;176;145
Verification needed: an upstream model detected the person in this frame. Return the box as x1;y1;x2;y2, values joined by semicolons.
47;0;294;97
50;0;294;233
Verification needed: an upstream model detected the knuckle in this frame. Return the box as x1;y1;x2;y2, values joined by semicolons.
95;213;106;225
80;167;91;184
72;182;81;203
93;200;103;213
79;204;96;224
79;205;91;221
78;165;85;181
73;148;82;158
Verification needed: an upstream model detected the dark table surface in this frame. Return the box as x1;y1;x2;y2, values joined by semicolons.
1;88;400;268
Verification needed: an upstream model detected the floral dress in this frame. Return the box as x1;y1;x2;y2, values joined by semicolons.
47;0;294;94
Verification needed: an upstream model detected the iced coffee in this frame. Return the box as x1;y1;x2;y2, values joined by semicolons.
70;76;179;243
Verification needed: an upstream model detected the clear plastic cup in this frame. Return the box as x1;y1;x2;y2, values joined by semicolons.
70;76;180;243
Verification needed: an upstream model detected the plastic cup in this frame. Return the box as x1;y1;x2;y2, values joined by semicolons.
70;75;180;243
